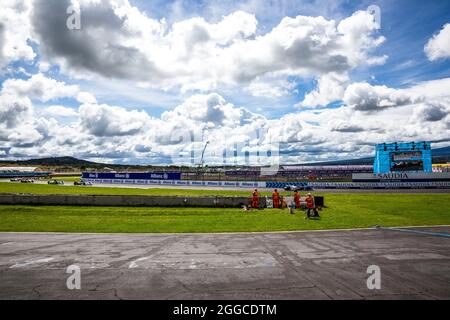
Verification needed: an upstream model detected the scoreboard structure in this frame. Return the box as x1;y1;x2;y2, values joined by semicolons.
373;142;432;174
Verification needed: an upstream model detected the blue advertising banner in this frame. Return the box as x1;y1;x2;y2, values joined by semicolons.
82;172;181;180
80;176;450;189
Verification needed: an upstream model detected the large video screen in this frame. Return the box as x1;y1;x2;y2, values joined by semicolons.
390;151;423;171
390;160;424;171
391;151;422;161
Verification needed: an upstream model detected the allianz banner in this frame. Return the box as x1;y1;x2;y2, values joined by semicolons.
82;172;181;180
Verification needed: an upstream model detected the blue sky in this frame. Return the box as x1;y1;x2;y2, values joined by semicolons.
129;0;450;90
0;0;449;164
5;0;447;119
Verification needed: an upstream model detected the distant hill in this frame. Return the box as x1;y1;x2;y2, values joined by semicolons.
432;146;450;163
295;157;374;166
3;156;98;166
0;146;449;168
0;156;184;170
0;156;129;169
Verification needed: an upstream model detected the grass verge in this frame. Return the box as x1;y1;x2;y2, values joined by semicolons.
0;194;449;233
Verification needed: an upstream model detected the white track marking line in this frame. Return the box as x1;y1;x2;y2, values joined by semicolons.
128;257;151;269
10;257;54;269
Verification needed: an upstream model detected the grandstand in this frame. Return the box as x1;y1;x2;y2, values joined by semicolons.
223;165;372;181
0;167;51;178
433;164;450;173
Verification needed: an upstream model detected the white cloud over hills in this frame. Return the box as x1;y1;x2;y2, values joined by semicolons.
1;72;449;164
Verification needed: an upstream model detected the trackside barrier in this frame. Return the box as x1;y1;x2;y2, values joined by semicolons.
81;179;450;189
83;179;266;188
309;181;450;189
0;194;253;208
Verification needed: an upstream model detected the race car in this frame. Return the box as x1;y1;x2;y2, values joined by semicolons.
74;181;92;186
284;185;314;191
20;178;34;183
48;180;64;185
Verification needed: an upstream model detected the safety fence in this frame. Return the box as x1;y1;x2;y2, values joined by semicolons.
82;178;266;188
82;179;450;189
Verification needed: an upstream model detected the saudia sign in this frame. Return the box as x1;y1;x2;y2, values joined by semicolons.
352;172;410;181
353;172;450;182
376;173;409;180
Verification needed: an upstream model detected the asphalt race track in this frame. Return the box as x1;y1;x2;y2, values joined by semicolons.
0;226;449;299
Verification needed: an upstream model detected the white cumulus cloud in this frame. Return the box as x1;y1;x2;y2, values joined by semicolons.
0;0;35;68
44;105;78;117
425;23;450;61
1;73;79;102
30;0;385;102
79;102;151;137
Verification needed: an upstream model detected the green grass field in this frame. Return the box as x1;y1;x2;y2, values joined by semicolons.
0;193;449;233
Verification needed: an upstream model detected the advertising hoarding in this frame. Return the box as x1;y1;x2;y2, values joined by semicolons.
82;172;181;180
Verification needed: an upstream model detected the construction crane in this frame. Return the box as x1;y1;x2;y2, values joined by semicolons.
195;140;209;181
200;141;210;167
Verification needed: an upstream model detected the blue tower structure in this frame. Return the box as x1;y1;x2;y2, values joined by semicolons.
373;141;432;174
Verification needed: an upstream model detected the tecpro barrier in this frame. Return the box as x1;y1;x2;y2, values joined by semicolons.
0;194;254;208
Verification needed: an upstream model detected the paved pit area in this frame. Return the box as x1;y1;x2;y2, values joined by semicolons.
0;227;449;299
